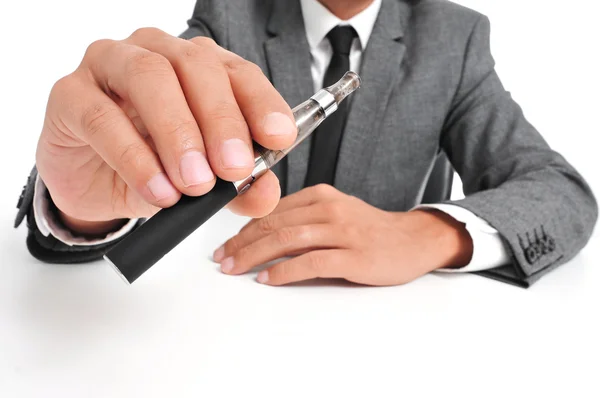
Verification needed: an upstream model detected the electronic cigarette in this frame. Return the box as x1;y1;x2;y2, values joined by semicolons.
104;71;362;283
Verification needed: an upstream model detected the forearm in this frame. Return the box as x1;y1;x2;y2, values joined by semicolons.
440;15;597;285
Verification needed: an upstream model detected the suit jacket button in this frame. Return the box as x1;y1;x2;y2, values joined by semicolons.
545;237;556;253
534;242;543;257
525;247;537;264
540;241;549;255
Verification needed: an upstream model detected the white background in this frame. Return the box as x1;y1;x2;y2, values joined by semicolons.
0;1;598;397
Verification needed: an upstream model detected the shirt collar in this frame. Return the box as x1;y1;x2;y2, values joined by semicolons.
300;0;382;50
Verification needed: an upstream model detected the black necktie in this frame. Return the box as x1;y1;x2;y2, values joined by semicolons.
304;26;357;187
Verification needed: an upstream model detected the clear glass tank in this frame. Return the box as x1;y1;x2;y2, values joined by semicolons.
259;71;362;169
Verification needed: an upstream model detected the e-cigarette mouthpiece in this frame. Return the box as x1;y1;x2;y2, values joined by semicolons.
326;71;362;105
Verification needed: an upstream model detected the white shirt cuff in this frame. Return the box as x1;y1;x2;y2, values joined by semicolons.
33;175;139;246
413;203;511;273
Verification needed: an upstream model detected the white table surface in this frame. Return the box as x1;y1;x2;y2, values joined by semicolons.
1;208;598;398
1;1;599;396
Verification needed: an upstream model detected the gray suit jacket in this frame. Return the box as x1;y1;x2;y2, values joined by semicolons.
16;0;597;287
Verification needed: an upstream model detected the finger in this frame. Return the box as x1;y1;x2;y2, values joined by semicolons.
219;224;350;276
225;170;281;219
217;200;342;261
127;30;257;181
231;184;342;248
83;37;216;197
52;73;180;211
240;198;344;234
210;44;297;150
257;249;358;286
270;184;341;215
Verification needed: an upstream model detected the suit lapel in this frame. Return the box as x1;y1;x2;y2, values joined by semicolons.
264;0;410;195
264;0;314;194
334;0;409;195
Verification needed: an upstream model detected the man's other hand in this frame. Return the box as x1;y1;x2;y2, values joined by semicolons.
215;184;474;286
36;28;296;235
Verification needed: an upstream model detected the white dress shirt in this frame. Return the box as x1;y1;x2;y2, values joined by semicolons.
33;0;510;272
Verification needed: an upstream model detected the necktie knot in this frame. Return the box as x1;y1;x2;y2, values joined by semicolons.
327;26;357;56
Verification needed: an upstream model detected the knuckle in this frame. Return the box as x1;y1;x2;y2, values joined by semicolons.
124;51;172;80
347;194;363;205
129;27;163;40
189;36;217;48
183;38;227;73
51;75;77;98
244;62;264;76
224;57;263;76
257;215;276;234
160;119;199;139
81;102;120;138
176;45;224;73
84;39;113;60
207;101;247;127
322;201;344;222
199;60;228;77
275;227;295;246
307;252;327;275
295;225;313;243
238;219;255;234
237;244;253;263
224;237;240;254
276;262;293;279
117;141;148;168
180;45;206;62
312;183;335;197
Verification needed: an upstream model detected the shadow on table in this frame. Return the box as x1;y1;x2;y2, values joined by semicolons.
285;278;368;288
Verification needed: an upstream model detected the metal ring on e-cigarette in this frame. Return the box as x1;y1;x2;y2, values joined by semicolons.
310;90;337;118
233;149;269;195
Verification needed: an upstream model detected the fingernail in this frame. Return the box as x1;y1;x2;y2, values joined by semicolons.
220;257;234;274
147;173;178;201
220;139;254;169
180;151;214;187
257;270;269;284
213;245;225;262
263;112;296;136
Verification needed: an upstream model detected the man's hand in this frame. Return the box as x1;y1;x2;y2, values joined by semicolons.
214;184;474;286
36;28;297;235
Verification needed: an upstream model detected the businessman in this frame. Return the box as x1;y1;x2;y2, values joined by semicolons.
15;0;597;287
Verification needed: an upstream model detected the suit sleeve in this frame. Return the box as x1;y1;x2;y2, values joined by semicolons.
179;1;224;43
440;15;598;287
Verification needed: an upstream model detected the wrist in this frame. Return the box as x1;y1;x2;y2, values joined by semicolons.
410;209;474;270
37;173;131;239
57;210;129;239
